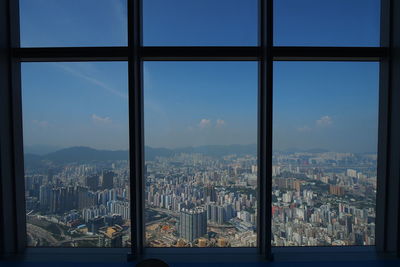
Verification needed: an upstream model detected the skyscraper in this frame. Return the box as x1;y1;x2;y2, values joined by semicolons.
179;207;207;242
217;206;225;224
39;184;52;210
85;175;99;191
101;171;115;189
205;185;217;202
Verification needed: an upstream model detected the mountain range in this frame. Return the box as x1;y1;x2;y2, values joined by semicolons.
24;144;257;169
24;144;351;170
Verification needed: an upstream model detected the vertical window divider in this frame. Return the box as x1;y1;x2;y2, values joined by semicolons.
266;0;273;258
259;0;273;260
128;0;144;260
377;0;400;256
376;0;391;254
393;0;400;255
0;0;18;255
3;0;27;254
389;0;400;256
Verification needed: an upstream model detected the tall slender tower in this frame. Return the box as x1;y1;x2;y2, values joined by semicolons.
179;207;207;242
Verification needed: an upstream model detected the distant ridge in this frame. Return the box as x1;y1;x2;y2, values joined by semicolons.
24;145;374;169
276;147;330;154
24;146;128;169
44;146;129;162
24;144;61;155
24;144;257;168
148;144;257;160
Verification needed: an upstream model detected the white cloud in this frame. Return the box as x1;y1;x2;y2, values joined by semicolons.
316;116;333;127
53;63;128;99
216;119;226;128
32;120;48;127
297;125;311;132
92;114;112;124
198;119;211;128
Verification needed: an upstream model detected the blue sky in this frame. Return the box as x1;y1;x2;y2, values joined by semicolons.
144;62;258;148
274;62;379;153
274;0;380;47
20;0;380;47
22;61;379;153
22;62;129;151
20;1;380;153
20;0;128;47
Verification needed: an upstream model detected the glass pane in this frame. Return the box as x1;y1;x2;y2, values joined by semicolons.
144;62;258;247
143;0;258;46
20;0;127;47
274;0;380;47
272;62;378;246
22;62;131;247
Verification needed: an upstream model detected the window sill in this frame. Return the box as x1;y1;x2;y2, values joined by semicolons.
1;247;397;263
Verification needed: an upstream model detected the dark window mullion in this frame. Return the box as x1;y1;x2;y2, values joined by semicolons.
128;0;144;259
265;0;274;258
8;0;26;254
376;0;400;255
13;46;385;62
375;0;391;253
258;0;273;259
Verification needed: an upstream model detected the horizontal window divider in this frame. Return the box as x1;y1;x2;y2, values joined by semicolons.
13;47;387;62
273;57;381;61
272;246;376;253
144;248;258;254
273;47;387;61
140;252;263;263
271;247;397;262
7;248;392;263
140;47;260;60
23;248;131;254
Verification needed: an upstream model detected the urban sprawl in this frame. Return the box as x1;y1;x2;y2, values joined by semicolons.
24;147;376;247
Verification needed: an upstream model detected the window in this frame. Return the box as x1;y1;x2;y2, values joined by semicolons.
20;0;127;47
2;0;398;261
144;62;258;247
22;62;131;247
274;0;380;47
143;0;258;46
272;62;379;246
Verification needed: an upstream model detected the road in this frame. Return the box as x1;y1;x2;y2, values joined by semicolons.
27;223;58;245
148;207;179;218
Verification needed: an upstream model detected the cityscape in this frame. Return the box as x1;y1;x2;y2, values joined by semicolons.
24;145;376;247
19;7;379;250
24;147;131;247
271;150;376;246
144;145;258;247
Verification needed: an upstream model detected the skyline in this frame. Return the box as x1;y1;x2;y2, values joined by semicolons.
24;144;377;157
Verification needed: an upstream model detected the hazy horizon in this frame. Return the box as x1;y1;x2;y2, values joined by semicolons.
22;61;378;155
23;143;378;156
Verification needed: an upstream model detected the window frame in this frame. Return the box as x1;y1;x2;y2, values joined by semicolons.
0;0;397;262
